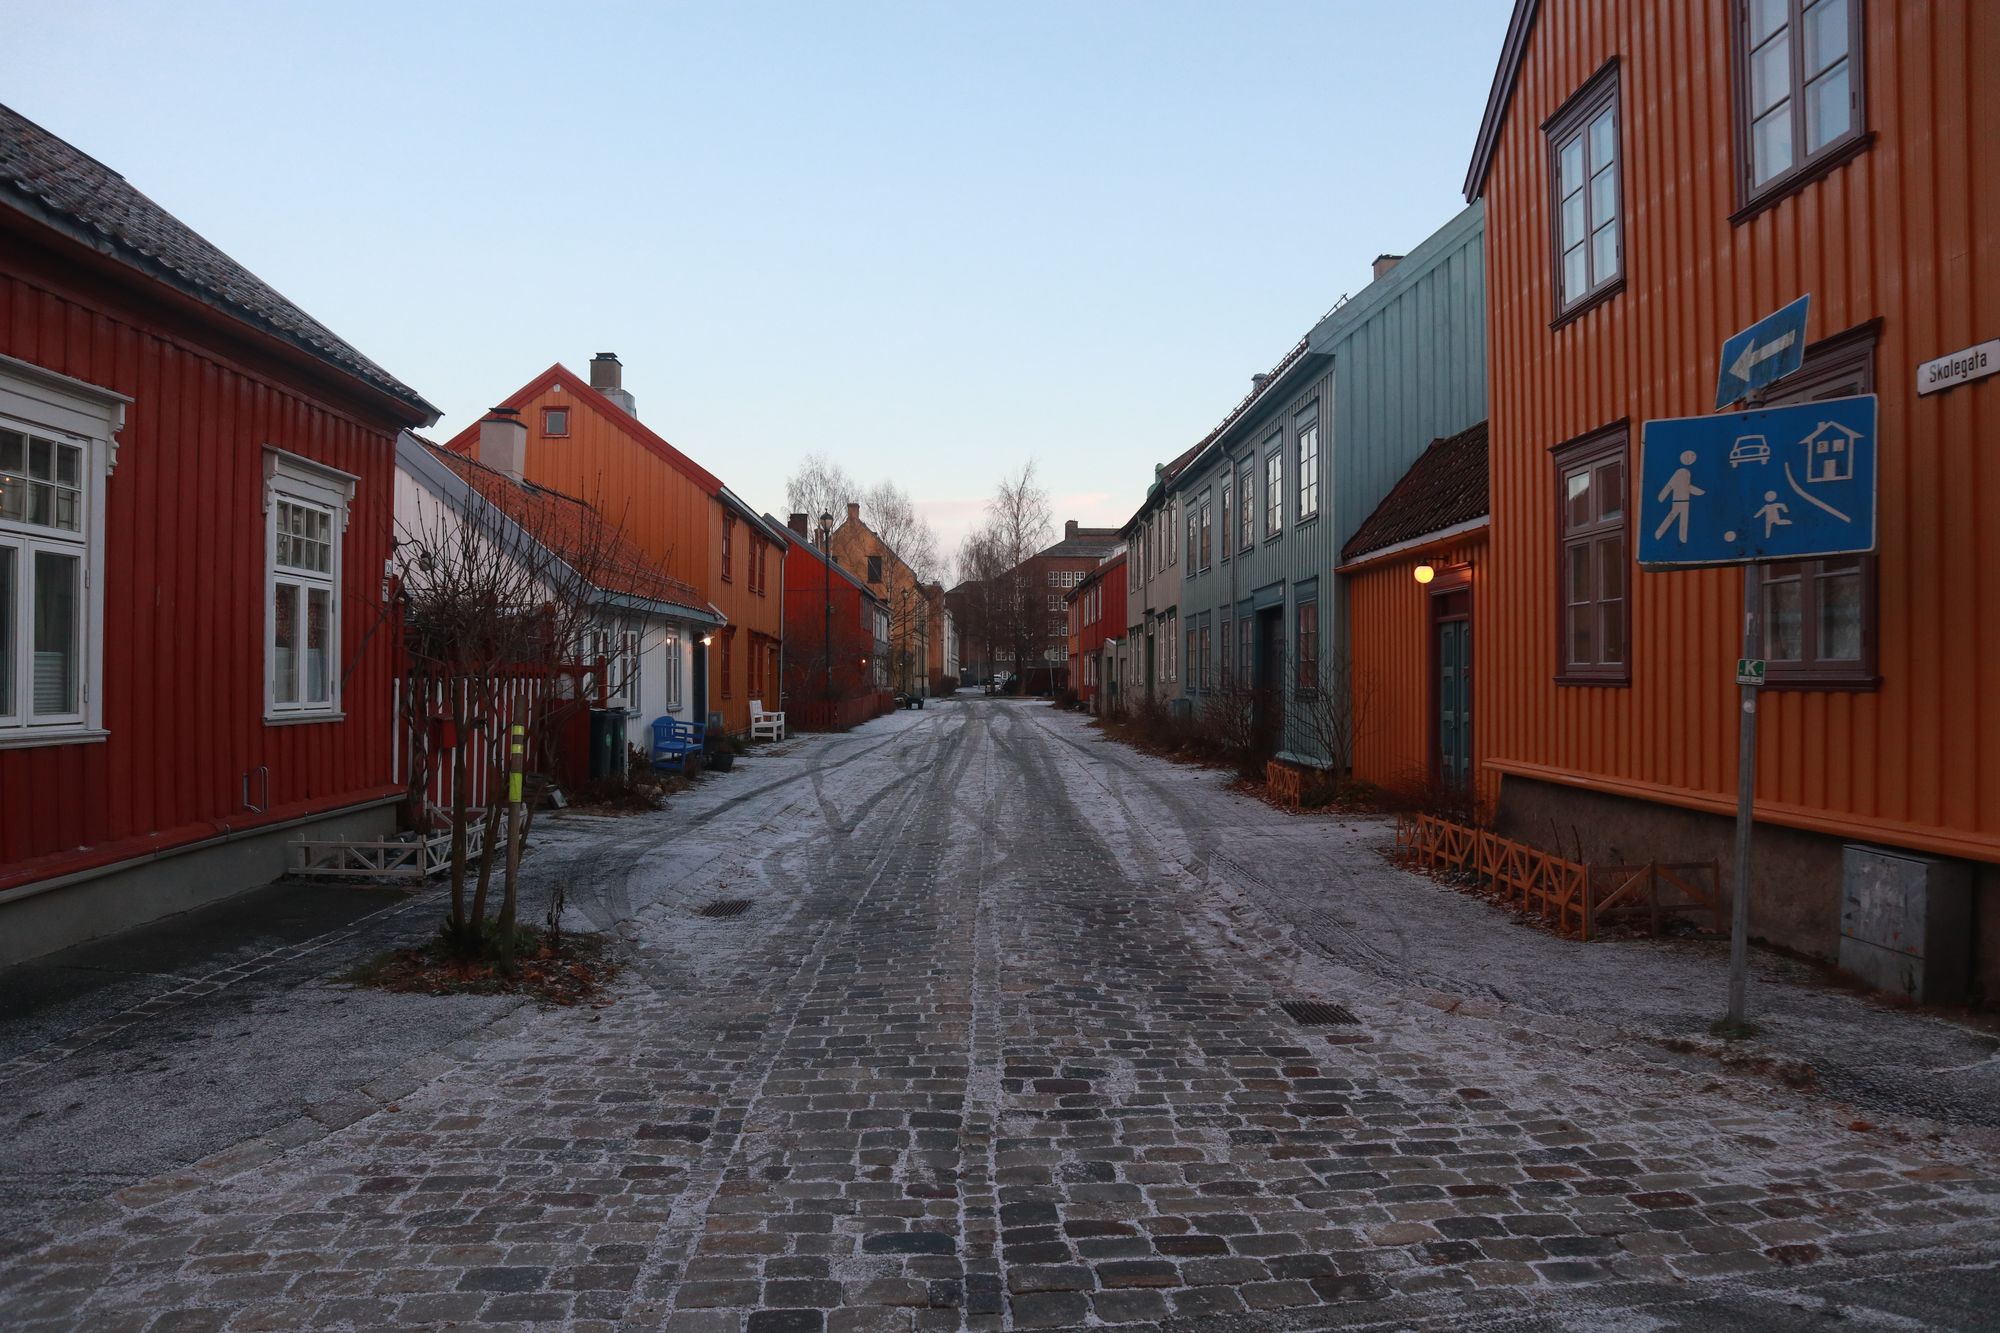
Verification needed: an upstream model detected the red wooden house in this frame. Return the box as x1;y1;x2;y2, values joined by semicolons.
0;104;437;963
1065;552;1127;714
778;513;891;730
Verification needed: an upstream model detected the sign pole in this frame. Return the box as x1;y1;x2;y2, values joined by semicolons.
1726;564;1760;1028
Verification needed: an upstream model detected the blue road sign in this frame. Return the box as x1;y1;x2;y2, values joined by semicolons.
1639;394;1877;568
1715;294;1810;409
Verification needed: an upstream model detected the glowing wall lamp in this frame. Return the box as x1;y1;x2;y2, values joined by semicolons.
1413;563;1436;585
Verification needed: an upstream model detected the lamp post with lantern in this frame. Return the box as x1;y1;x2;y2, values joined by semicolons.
817;512;834;712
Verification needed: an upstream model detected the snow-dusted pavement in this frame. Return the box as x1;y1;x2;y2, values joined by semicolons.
3;697;1999;1332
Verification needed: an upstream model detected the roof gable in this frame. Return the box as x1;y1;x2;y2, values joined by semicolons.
1464;0;1541;201
440;363;725;496
1341;420;1490;563
0;102;434;421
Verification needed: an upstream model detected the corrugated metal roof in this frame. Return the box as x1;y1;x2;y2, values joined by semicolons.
0;102;435;420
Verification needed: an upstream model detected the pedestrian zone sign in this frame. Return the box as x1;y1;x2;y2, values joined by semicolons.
1639;394;1877;568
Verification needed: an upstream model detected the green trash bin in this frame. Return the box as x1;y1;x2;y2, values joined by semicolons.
589;708;628;779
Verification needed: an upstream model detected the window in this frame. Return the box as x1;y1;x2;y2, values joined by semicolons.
721;628;734;699
541;406;569;437
0;366;120;744
1186;506;1198;576
1296;406;1320;520
663;628;683;710
1296;600;1319;695
1219;615;1233;686
722;515;735;581
1264;445;1283;537
1749;325;1878;686
1164;611;1176;682
1238;462;1254;552
1734;0;1865;210
1167;499;1178;566
1553;425;1628;683
265;450;353;720
1198;496;1213;569
1237;615;1252;686
867;554;882;584
1547;62;1623;317
1049;594;1061;612
1186;628;1198;692
1047;570;1058;587
1198;620;1212;692
1220;478;1233;561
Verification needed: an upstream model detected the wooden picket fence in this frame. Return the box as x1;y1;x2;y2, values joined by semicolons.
1395;813;1724;942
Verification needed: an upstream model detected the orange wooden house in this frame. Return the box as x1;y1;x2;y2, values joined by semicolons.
1465;0;1999;981
442;355;785;736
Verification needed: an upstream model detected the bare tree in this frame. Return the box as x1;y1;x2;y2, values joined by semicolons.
861;480;941;585
1289;652;1377;791
987;463;1054;686
785;453;859;530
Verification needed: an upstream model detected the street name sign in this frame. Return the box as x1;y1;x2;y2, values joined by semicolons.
1918;337;2000;396
1715;294;1810;409
1638;393;1878;568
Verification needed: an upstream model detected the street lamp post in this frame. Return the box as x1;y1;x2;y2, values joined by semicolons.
818;513;833;714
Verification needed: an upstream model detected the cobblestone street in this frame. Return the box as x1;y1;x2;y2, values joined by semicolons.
5;699;2000;1331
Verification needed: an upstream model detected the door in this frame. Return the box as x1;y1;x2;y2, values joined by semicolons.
1253;606;1285;754
1436;615;1471;788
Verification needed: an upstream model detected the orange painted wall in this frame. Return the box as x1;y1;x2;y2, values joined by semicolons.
449;370;782;735
1346;535;1492;809
1481;0;2000;862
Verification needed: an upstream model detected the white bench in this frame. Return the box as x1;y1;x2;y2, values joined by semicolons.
749;698;785;742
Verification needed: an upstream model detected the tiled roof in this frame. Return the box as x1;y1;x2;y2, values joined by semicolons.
1341;421;1490;563
1038;528;1123;560
412;436;713;618
0;103;434;419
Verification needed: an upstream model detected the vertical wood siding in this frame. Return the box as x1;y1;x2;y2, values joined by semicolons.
0;254;403;882
1483;0;2000;860
495;382;782;735
1347;536;1492;806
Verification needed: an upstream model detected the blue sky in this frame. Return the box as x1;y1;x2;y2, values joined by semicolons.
4;0;1511;561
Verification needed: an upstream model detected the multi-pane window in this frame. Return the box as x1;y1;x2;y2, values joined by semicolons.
1296;599;1319;694
1198;621;1212;693
1296;407;1320;520
1264;446;1283;537
266;451;351;719
1750;326;1878;685
1237;616;1252;686
1167;499;1177;565
1186;628;1199;692
663;628;683;710
1220;479;1232;561
1238;462;1254;552
1554;426;1628;683
1186;506;1199;576
1164;611;1176;682
722;516;735;581
720;629;734;699
1219;615;1233;686
0;429;87;729
1198;497;1213;569
1547;65;1622;314
1736;0;1864;204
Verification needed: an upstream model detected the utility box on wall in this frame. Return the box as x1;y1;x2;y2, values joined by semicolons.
1839;845;1972;1003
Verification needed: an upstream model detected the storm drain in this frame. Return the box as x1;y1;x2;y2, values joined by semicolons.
1280;998;1360;1026
697;899;752;919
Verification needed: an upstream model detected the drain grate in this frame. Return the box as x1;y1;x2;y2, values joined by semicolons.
697;899;751;919
1280;998;1359;1026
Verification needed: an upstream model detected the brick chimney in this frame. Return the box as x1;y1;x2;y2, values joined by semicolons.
846;501;861;525
1065;519;1079;539
478;406;527;481
590;352;637;418
1372;253;1403;281
788;512;809;537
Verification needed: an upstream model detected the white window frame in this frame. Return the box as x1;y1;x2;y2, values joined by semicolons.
0;356;125;749
663;626;684;712
1296;406;1320;520
1264;438;1284;537
264;448;354;723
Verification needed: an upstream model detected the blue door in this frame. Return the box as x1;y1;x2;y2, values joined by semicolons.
1436;616;1471;788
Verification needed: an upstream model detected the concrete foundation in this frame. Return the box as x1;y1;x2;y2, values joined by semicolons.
0;798;398;969
1494;776;2000;1002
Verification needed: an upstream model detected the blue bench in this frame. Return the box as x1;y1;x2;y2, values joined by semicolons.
651;716;706;772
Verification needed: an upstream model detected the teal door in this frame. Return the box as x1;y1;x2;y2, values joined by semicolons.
1437;617;1471;788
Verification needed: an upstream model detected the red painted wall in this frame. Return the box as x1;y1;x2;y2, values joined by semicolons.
0;224;415;890
781;538;876;707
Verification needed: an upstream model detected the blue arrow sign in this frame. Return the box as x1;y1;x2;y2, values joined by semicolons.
1715;294;1810;409
1639;394;1877;567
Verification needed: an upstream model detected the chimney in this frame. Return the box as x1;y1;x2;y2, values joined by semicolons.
846;501;861;525
1372;253;1403;281
590;352;638;418
1251;372;1271;393
478;406;527;481
788;512;809;537
1065;519;1079;539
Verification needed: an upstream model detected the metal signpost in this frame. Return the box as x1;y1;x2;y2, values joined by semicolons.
1644;307;1878;1027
